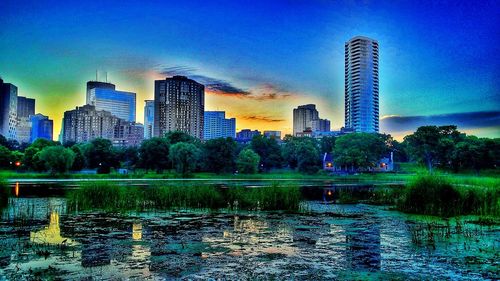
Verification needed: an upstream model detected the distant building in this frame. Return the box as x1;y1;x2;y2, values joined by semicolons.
154;76;204;139
16;96;35;143
236;129;261;143
263;130;281;139
30;113;53;142
293;104;318;136
0;79;18;140
295;128;313;138
203;111;236;140
86;81;115;105
88;87;136;122
345;36;379;133
143;100;154;139
63;105;143;146
113;120;144;147
311;118;330;132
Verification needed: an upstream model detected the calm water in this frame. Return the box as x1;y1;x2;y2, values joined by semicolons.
0;188;498;280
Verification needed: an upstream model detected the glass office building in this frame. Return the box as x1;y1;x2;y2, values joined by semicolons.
203;111;236;140
345;36;379;133
30;113;53;142
88;88;136;122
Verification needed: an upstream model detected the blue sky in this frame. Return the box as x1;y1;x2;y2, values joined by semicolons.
0;0;499;139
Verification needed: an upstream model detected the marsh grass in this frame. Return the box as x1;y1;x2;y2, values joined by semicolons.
398;173;500;217
67;181;302;212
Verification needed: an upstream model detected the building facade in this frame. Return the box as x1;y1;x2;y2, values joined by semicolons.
311;118;331;132
30;113;53;142
154;76;204;139
345;36;379;133
203;111;236;140
293;104;319;136
16;96;35;143
62;104;143;146
88;88;136;122
236;129;261;143
86;81;115;105
143;100;154;139
263;130;281;139
0;79;18;140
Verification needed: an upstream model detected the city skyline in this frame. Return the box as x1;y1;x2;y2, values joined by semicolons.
0;1;499;140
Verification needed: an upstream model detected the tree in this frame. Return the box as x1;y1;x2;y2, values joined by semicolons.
39;146;75;174
202;138;237;174
139;137;170;172
333;133;387;170
70;145;86;171
169;142;200;176
236;149;260;174
85;138;118;174
23;138;56;171
282;137;321;173
404;125;461;171
0;145;12;168
250;135;283;171
116;146;139;169
165;131;197;145
320;136;336;154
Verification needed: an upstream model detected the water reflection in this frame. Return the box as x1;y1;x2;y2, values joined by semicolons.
30;211;76;246
0;198;498;280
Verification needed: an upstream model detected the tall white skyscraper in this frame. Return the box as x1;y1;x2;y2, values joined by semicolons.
293;104;319;136
345;36;379;133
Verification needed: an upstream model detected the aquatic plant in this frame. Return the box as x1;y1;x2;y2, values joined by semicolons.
398;173;500;217
66;181;302;212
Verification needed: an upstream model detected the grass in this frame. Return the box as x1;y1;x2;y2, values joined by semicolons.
397;173;500;217
66;181;303;212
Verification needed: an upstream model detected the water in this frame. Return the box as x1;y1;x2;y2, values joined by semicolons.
0;191;498;280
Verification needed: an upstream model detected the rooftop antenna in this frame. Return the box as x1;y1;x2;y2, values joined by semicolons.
105;71;108;83
95;70;98;81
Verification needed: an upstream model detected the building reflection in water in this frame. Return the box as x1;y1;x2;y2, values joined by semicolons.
132;223;142;241
30;211;76;245
344;220;381;271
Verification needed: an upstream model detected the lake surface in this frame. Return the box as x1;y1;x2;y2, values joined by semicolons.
0;184;498;280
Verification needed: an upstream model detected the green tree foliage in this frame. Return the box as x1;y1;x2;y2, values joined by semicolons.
39;146;75;174
85;138;118;174
450;136;499;172
169;142;200;176
22;138;57;171
282;137;321;173
165;131;197;145
236;148;260;174
250;135;283;171
70;145;86;171
320;136;336;154
202;137;237;174
0;145;12;168
404;125;466;171
116;146;139;169
333;133;388;169
139;137;170;172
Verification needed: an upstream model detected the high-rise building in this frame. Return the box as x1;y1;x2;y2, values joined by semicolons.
345;36;379;133
113;120;144;147
293;104;319;136
86;81;115;105
203;111;236;140
311;118;331;132
62;104;143;146
30;113;53;142
0;79;18;140
88;87;136;122
143;100;154;139
236;129;261;143
154;76;204;139
16;96;35;143
263;130;281;139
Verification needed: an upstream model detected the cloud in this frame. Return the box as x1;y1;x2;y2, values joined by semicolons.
380;111;500;134
158;65;295;100
239;115;285;122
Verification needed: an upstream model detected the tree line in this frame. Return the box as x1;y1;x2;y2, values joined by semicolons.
0;125;497;175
